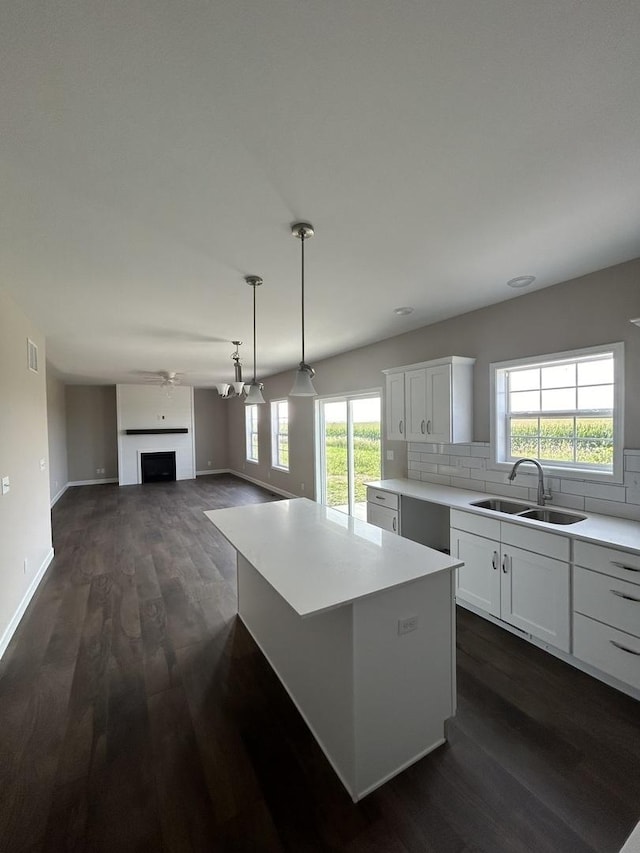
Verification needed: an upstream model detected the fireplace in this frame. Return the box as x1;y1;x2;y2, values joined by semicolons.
141;451;176;483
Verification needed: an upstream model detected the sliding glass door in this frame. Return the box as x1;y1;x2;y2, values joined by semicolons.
316;393;382;519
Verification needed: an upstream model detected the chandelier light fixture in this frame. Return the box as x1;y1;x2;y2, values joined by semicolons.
216;340;245;398
289;221;317;397
244;275;266;404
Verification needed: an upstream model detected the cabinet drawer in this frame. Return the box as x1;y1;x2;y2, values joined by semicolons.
450;509;500;541
573;612;640;691
366;488;399;511
367;503;399;534
574;566;640;639
574;540;640;584
501;521;569;562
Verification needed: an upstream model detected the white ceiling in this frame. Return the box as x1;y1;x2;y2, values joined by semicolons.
2;1;639;387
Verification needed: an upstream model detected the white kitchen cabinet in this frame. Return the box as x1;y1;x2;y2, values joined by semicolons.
383;356;475;444
573;541;640;691
385;372;406;441
450;509;570;652
366;487;399;534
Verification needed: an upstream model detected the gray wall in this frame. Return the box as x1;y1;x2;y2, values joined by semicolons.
46;367;68;502
0;290;52;651
66;386;118;481
227;258;640;498
194;389;229;472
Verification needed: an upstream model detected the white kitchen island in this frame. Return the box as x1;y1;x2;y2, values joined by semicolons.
204;498;462;802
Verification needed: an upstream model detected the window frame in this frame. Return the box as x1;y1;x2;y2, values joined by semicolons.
270;399;290;472
490;342;624;484
245;404;259;464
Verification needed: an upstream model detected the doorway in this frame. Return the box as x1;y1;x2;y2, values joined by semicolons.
316;392;382;519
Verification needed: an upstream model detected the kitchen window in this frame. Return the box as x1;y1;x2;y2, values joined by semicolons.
245;404;259;463
271;400;289;471
491;343;624;482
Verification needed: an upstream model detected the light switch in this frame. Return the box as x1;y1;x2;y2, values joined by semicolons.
386;450;394;461
2;476;10;495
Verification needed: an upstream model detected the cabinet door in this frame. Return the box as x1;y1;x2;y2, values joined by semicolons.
386;373;405;441
404;369;428;442
367;502;399;534
425;364;452;443
501;545;570;652
452;529;501;616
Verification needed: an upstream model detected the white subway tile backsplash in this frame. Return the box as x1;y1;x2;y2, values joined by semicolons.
560;481;627;501
491;482;531;501
470;443;491;457
445;444;471;457
547;492;585;511
420;472;452;486
624;454;640;473
450;476;480;490
401;442;640;521
438;464;470;478
584;498;640;522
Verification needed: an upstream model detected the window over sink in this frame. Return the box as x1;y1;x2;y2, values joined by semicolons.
491;343;624;482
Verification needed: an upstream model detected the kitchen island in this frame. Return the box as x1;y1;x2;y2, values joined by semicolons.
204;498;462;801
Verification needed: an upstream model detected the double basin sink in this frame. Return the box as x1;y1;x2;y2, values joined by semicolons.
470;498;586;526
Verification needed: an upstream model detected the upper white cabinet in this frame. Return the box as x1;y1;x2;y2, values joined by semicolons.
384;356;475;444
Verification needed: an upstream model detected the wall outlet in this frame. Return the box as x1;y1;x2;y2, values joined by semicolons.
23;558;28;574
300;483;305;492
398;615;418;635
386;450;394;461
40;458;46;471
207;460;212;467
1;476;9;495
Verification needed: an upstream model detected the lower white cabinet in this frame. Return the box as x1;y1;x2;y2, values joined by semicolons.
451;510;570;652
573;541;640;691
366;487;399;534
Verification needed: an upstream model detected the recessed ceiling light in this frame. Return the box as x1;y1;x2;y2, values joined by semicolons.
507;275;536;289
394;306;414;316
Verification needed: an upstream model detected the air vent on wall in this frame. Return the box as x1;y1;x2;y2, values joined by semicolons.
27;338;39;373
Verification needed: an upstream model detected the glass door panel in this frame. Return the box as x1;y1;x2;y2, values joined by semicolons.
318;394;381;519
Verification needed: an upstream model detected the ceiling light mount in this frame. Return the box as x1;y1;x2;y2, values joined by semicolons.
394;306;414;316
290;222;317;397
507;275;536;289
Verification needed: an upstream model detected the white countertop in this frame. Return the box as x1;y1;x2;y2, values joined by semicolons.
367;478;640;554
204;498;462;617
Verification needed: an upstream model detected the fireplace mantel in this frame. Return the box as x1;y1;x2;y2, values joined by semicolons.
125;428;188;435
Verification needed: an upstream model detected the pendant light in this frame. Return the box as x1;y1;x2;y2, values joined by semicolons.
244;275;266;404
216;340;245;398
289;222;317;396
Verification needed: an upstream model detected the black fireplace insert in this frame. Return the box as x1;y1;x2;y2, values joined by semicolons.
141;451;176;483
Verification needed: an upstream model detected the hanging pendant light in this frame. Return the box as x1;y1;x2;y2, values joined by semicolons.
289;222;317;396
216;340;245;398
244;275;266;404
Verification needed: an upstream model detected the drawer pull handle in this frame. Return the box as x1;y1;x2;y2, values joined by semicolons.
610;589;640;603
491;551;499;571
399;420;404;435
610;561;640;573
610;640;640;657
502;553;509;574
426;419;432;435
375;496;386;501
392;517;397;532
421;419;426;434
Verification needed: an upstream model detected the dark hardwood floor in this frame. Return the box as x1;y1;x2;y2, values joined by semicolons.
1;475;639;852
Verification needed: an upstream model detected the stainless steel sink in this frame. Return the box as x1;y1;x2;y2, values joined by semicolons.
470;498;532;514
519;508;586;525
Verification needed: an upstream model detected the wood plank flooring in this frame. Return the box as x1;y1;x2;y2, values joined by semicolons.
1;474;639;852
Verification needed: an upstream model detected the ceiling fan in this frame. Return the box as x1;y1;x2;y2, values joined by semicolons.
133;370;184;397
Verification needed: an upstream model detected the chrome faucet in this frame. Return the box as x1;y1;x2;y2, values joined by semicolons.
508;458;552;506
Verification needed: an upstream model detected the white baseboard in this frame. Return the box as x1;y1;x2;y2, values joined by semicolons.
0;547;55;660
67;478;119;486
50;483;69;507
196;468;231;476
228;468;299;500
